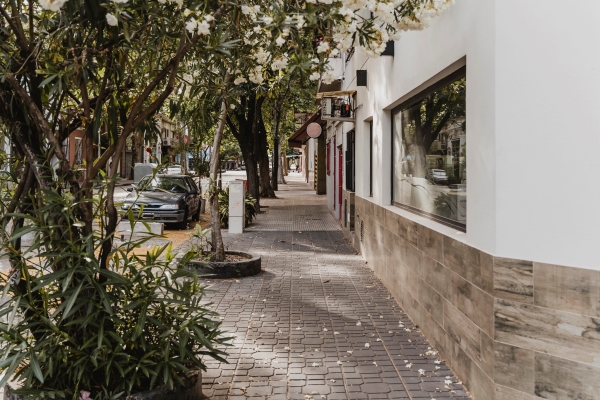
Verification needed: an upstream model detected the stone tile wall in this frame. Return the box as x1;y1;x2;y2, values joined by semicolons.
351;196;600;400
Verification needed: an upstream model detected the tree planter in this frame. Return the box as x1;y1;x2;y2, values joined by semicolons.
4;372;205;400
187;251;261;278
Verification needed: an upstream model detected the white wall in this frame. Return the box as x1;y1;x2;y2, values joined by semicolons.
344;0;600;270
494;0;600;269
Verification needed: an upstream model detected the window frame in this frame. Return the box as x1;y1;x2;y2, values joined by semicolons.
369;121;373;197
390;66;467;232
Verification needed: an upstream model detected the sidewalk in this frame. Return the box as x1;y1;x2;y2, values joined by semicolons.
200;174;471;400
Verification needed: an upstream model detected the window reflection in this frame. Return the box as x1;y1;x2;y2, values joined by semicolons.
392;73;466;229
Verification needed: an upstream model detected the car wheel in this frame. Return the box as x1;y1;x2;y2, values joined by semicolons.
178;208;189;230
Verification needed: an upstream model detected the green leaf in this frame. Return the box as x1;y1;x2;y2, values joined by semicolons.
30;352;45;383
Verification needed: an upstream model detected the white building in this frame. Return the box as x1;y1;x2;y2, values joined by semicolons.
316;1;600;399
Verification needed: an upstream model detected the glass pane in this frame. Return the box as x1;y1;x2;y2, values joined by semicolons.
392;77;466;226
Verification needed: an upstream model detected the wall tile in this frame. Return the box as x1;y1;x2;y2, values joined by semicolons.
534;262;600;318
420;309;451;362
404;242;423;271
399;262;420;299
389;212;418;246
494;342;534;394
465;246;494;295
468;361;495;400
422;254;452;300
373;201;385;224
495;385;541;400
535;352;600;400
443;235;468;278
479;332;494;379
452;273;494;337
417;225;444;263
418;278;444;326
495;299;600;367
444;300;481;364
494;257;533;304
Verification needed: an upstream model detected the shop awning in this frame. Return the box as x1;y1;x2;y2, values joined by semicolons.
288;111;322;149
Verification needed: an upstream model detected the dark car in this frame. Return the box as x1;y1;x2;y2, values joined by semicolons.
121;174;201;229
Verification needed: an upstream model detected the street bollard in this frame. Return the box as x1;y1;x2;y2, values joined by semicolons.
228;181;245;234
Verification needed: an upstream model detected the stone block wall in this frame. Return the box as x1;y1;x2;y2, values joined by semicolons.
352;196;600;400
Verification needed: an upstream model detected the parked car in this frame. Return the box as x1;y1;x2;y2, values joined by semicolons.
427;169;449;185
121;174;201;229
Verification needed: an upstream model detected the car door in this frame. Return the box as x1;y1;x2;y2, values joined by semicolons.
185;177;200;213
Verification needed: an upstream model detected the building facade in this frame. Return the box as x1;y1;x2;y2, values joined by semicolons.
319;1;600;399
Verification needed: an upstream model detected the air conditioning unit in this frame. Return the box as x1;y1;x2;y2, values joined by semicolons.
320;94;355;122
162;139;171;146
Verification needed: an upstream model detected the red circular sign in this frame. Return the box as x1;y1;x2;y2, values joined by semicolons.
307;123;322;138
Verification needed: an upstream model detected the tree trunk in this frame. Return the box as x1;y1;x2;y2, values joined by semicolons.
256;108;275;198
277;150;286;184
209;96;228;261
271;108;282;191
240;148;260;208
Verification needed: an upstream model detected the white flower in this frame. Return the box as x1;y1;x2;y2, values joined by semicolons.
281;27;290;37
174;0;183;6
234;76;247;85
106;13;118;26
204;14;214;22
321;70;335;84
445;380;453;385
254;48;270;64
330;48;340;57
434;360;441;364
183;8;193;16
111;0;128;3
275;36;286;47
336;361;342;365
333;331;340;335
271;55;288;71
241;5;252;14
284;346;291;351
39;0;69;11
263;16;274;25
316;41;329;53
296;15;305;29
312;362;319;367
364;343;370;348
158;0;166;3
405;363;412;368
253;26;261;33
185;19;198;33
356;321;361;326
323;328;328;332
197;20;210;35
418;369;425;376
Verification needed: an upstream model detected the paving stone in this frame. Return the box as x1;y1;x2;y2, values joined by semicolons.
191;176;471;400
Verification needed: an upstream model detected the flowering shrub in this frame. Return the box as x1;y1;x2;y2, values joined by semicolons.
0;179;229;399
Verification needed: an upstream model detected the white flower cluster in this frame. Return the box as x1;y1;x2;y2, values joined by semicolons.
271;54;289;71
328;0;455;57
39;0;68;11
185;14;214;35
241;4;262;21
248;66;265;84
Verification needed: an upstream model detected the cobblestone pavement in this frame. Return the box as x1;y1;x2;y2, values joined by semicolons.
200;175;471;400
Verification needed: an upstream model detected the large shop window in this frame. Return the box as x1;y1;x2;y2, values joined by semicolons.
392;68;466;230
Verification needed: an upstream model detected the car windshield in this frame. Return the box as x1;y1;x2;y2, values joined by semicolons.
138;176;187;193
